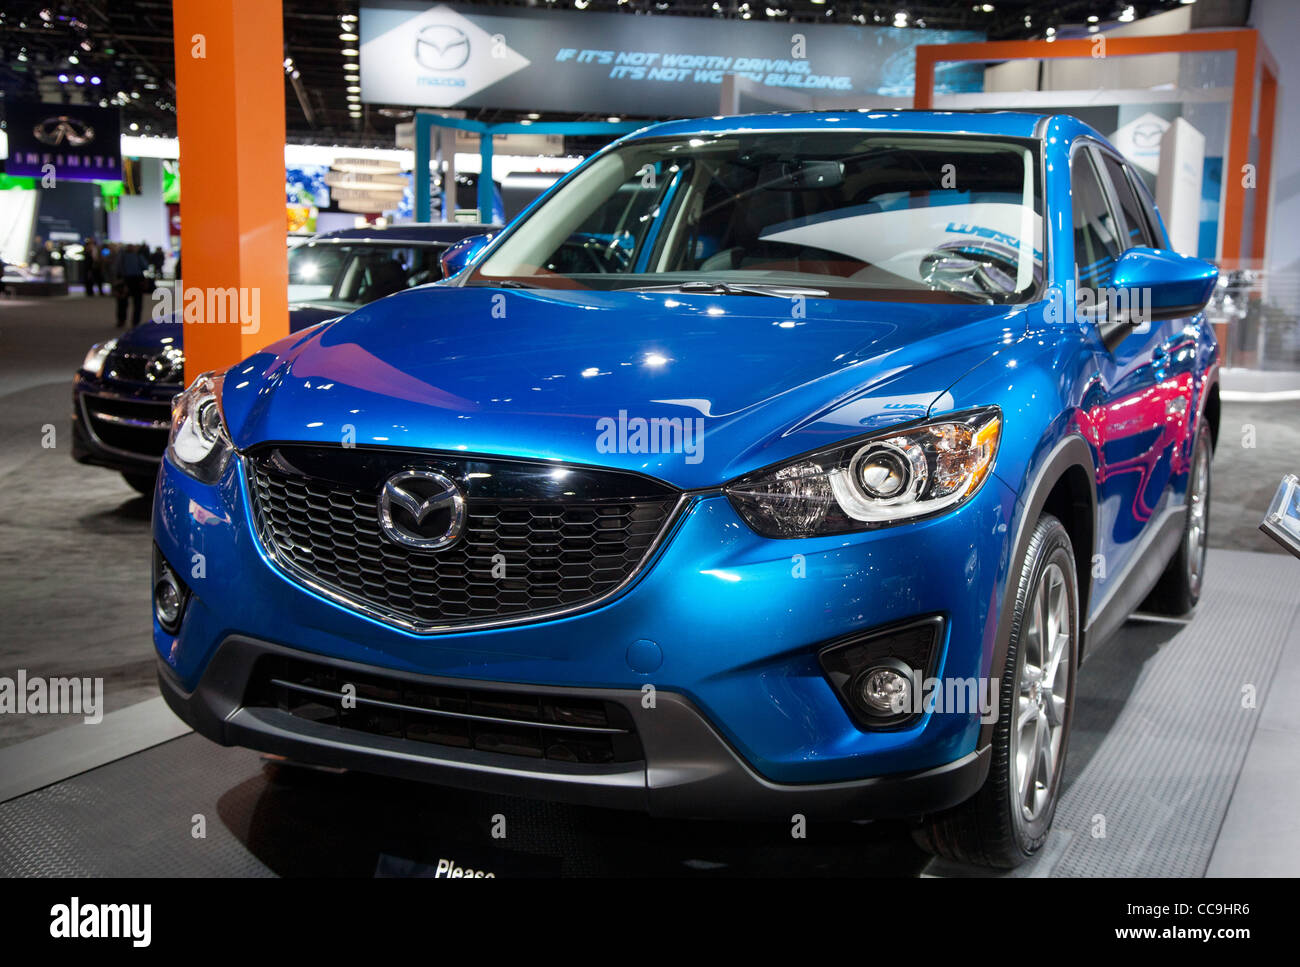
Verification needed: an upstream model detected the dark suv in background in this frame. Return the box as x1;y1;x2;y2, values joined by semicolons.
72;223;489;493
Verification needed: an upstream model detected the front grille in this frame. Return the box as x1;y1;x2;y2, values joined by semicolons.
246;445;679;631
246;656;643;764
81;394;171;457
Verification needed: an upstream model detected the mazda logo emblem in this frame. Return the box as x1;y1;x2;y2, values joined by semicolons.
378;470;466;550
415;24;471;71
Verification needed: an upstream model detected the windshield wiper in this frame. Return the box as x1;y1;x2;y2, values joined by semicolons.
622;280;830;298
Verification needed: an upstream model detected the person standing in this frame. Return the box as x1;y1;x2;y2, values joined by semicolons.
114;243;148;328
84;237;104;296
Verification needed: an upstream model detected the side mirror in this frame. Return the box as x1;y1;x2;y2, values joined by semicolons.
1109;246;1219;323
439;233;494;279
1261;474;1300;560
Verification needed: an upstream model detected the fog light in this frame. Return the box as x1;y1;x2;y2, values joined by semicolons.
152;554;188;635
855;661;914;716
818;615;943;730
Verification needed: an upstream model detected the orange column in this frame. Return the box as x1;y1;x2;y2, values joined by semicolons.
172;0;288;382
1220;31;1257;268
1251;64;1278;264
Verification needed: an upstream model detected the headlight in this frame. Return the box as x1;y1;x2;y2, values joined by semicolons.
167;371;233;483
81;338;118;377
725;408;1001;538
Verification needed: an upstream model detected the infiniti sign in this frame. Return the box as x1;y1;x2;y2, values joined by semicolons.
378;470;466;550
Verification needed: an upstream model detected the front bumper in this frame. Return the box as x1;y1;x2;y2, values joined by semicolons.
158;635;990;820
154;447;1018;806
72;371;175;473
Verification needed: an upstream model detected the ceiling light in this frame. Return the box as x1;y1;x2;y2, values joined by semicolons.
339;32;358;41
346;94;360;101
346;85;360;93
607;116;621;122
340;13;358;22
343;61;359;71
68;54;78;64
1087;14;1099;22
1119;5;1135;21
130;122;139;131
527;112;541;119
340;48;359;56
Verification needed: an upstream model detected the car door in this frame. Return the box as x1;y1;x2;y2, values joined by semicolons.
1072;142;1180;603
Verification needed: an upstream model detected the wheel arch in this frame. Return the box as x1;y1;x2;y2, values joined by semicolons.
1203;380;1221;452
978;433;1097;751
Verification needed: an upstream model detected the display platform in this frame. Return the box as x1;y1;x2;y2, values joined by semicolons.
1;548;1297;878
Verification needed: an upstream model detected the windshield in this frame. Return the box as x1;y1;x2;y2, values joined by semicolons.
470;132;1043;304
287;242;447;306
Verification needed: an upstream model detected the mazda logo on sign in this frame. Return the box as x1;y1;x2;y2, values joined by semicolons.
378;470;466;550
33;115;95;148
415;24;471;71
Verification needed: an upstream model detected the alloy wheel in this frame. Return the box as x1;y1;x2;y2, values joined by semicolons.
1011;561;1073;824
1186;443;1210;596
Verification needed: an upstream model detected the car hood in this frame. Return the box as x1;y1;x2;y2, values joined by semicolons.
221;286;1027;489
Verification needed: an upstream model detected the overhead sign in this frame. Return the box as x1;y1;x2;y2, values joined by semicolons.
4;100;122;182
360;3;982;115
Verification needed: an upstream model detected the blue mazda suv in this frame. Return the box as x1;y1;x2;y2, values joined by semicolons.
152;112;1219;868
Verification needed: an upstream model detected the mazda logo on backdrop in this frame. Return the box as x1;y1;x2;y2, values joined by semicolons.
378;470;466;550
415;24;471;71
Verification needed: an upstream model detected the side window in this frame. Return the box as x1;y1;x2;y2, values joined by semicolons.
1100;154;1155;250
1130;170;1168;250
1071;150;1122;288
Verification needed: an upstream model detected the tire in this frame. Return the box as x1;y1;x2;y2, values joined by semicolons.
1142;419;1211;615
914;514;1079;868
122;471;156;496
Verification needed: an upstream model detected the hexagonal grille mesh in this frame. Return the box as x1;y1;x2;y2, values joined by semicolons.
247;457;676;630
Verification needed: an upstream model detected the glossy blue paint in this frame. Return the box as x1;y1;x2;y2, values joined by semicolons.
152;111;1219;791
438;233;494;278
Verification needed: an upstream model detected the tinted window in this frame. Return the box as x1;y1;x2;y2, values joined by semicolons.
287;243;445;305
1100;154;1154;249
1071;151;1122;288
